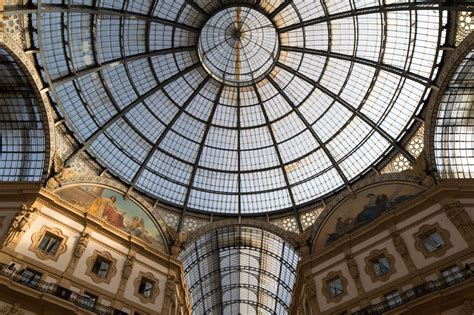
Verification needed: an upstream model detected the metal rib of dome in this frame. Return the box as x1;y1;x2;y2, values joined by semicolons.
20;0;448;214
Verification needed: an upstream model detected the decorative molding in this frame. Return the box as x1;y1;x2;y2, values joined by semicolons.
443;202;474;243
364;249;396;283
85;250;117;285
391;231;416;272
182;218;300;248
321;271;348;304
0;303;24;315
28;225;68;262
413;223;453;259
133;271;160;305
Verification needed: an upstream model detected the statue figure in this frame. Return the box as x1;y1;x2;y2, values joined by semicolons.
463;299;474;315
392;231;409;258
445;203;474;240
3;205;37;246
0;303;24;315
304;277;316;299
165;276;178;315
73;233;90;259
46;153;75;190
346;255;359;279
122;255;134;280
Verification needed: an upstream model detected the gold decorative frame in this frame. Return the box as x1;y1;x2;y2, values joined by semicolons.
85;250;117;285
321;271;348;304
29;226;68;262
364;249;396;283
133;271;160;304
414;223;452;259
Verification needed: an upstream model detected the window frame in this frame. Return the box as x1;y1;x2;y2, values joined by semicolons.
85;250;117;284
29;226;68;261
364;249;396;282
414;223;453;258
322;271;348;303
133;271;160;304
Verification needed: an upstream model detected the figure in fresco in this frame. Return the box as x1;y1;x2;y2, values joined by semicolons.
88;195;117;218
102;200;126;229
325;190;420;246
58;186;163;247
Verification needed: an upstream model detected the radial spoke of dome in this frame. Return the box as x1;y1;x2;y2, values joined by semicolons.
52;46;197;86
237;86;242;215
5;4;200;33
63;62;201;165
269;0;293;19
266;76;351;190
129;75;211;187
277;2;448;34
252;83;303;233
280;45;430;85
276;62;417;164
177;84;225;232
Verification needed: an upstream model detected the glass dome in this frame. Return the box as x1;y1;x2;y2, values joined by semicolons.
27;0;447;214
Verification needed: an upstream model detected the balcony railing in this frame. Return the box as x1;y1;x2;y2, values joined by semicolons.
0;263;127;315
353;263;474;315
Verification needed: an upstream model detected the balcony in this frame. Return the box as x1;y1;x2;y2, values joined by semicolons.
353;263;474;315
0;263;127;315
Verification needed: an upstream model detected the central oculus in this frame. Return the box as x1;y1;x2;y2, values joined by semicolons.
198;6;279;86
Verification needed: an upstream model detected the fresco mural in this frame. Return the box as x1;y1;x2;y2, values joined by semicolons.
315;182;424;249
56;185;163;246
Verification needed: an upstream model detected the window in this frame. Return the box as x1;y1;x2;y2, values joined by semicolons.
422;231;445;253
29;226;68;261
365;249;396;282
133;272;159;304
385;290;403;309
86;250;117;284
372;256;391;276
138;278;155;298
322;271;347;303
37;232;62;255
327;277;344;298
441;265;462;285
414;224;452;258
19;268;42;288
92;256;111;278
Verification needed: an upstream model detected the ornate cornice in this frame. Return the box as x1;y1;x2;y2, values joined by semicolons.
181;218;301;248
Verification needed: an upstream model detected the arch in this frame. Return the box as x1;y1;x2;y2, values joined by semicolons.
0;32;55;183
308;174;425;252
425;32;474;178
180;225;301;315
53;179;172;254
182;218;300;248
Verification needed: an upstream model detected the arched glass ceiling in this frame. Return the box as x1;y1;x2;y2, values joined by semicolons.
434;49;474;178
180;226;300;315
19;0;448;214
0;46;45;181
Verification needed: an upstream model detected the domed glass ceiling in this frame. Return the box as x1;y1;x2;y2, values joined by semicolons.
23;0;447;214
